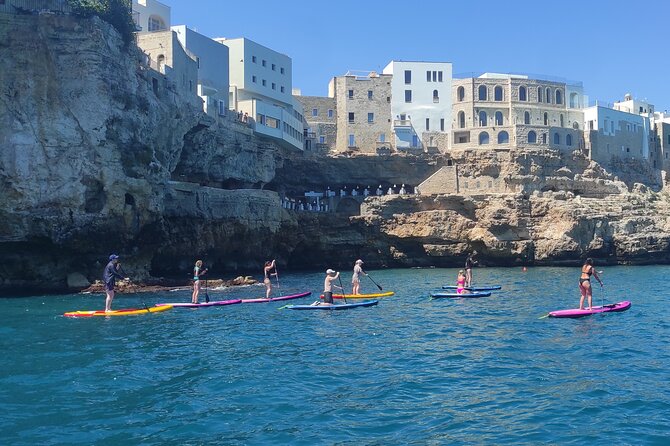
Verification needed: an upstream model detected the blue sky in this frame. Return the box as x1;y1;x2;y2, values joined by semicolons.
169;0;670;111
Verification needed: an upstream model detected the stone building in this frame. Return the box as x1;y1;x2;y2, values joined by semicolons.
451;73;585;153
132;0;170;33
328;71;393;154
295;95;337;153
657;120;670;172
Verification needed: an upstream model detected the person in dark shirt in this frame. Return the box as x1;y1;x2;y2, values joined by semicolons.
103;254;126;312
464;250;478;287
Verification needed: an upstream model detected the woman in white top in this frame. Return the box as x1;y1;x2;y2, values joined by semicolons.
352;259;367;295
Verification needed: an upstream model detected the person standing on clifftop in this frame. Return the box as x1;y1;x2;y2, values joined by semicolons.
352;259;367;295
263;259;276;299
103;254;126;312
191;260;207;304
465;251;478;287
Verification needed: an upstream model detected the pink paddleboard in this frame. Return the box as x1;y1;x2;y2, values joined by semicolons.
240;291;311;304
548;301;631;318
155;299;242;308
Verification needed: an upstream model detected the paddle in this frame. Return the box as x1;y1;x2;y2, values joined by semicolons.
273;263;280;288
366;272;383;291
337;275;348;304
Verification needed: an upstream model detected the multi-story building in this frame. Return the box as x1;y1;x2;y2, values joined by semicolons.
451;73;585;152
132;0;170;33
171;25;229;116
328;71;392;154
295;95;337;152
216;37;304;151
383;61;453;153
584;95;655;166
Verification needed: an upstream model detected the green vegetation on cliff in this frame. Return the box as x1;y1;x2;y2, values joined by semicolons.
68;0;135;46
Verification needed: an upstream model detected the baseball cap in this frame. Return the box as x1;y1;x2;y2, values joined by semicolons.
109;254;120;260
326;269;336;274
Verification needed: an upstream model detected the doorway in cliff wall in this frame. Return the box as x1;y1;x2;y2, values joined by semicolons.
336;198;361;215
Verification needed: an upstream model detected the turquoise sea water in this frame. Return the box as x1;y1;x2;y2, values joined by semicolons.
1;266;668;445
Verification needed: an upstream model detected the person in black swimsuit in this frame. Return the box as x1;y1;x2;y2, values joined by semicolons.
579;258;603;310
464;251;478;287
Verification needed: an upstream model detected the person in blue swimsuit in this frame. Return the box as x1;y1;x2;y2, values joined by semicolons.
579;258;603;310
103;254;126;312
192;260;208;304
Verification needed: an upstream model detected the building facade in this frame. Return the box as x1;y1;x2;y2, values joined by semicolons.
383;61;453;153
132;0;170;33
172;25;229;116
295;95;337;152
217;37;304;150
328;72;392;154
451;73;585;152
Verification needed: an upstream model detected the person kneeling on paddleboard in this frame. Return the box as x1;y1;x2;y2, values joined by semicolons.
456;270;468;294
319;269;341;305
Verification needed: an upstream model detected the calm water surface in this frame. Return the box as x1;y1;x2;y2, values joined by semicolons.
1;266;669;445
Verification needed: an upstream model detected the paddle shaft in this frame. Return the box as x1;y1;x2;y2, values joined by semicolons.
365;271;383;291
119;266;148;311
338;275;347;304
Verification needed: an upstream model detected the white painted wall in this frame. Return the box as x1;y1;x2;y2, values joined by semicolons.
132;0;171;33
172;25;229;113
383;60;453;146
584;105;650;159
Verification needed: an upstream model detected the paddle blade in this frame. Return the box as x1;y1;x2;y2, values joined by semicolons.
538;314;549;319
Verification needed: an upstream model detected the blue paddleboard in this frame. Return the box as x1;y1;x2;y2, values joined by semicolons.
430;291;492;299
285;300;379;310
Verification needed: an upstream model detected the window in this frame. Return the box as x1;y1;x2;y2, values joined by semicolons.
479;110;487;126
148;15;166;31
405;90;412;103
498;131;509;144
262;60;266;67
495;111;503;126
272;82;276;90
542;133;547;144
257;114;265;125
478;85;487;100
556;89;562;105
528;131;537;143
252;56;257;63
379;133;385;142
218;100;226;116
280;86;285;93
440;118;445;131
348;134;355;147
560;114;564;127
426;71;431;82
432;71;437;82
312;108;318;117
272;63;276;71
538;86;543;103
438;71;443;82
543;112;548;125
328;109;334;118
266;117;279;129
458;111;466;129
252;75;257;83
348;89;354;99
457;86;465;102
348;112;355;123
553;133;560;144
524;111;531;125
426;118;430;131
368;113;374;123
404;70;411;84
280;67;285;74
433;90;439;102
319;136;326;144
479;131;490;145
611;121;614;133
494;86;503;101
519;86;527;101
368;90;373;99
412;135;419;147
546;87;552;104
566;134;573;146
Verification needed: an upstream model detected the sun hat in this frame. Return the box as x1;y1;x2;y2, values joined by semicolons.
326;269;336;274
355;259;363;264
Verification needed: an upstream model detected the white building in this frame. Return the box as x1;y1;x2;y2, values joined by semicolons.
172;25;229;116
132;0;170;33
217;37;304;150
382;61;453;152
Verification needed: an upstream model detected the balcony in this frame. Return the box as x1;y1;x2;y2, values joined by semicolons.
393;119;412;128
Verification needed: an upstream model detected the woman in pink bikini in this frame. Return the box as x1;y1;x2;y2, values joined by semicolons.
456;270;468;294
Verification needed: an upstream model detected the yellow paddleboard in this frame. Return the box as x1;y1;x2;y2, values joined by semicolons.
64;305;173;318
321;291;395;300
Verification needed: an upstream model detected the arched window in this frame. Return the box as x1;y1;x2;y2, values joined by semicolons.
156;54;165;74
498;131;509;144
569;92;578;108
543;112;549;125
528;131;537;144
494;86;503;101
478;85;487;101
458;111;466;129
556;89;562;105
553;133;560;145
433;89;439;102
560;114;564;127
457;86;465;101
495;111;503;125
572;122;580;130
479;110;487;126
538;87;543;103
566;134;573;146
479;131;490;145
524;111;531;125
519;86;527;101
542;133;547;144
148;15;167;31
546;87;552;104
